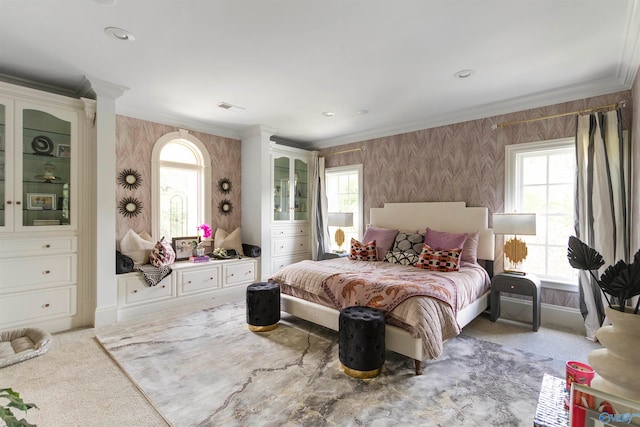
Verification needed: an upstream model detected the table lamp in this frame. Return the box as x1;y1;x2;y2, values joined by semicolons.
493;212;536;274
328;212;354;253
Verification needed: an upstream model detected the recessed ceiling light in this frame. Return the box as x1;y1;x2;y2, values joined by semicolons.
104;27;135;42
454;69;474;79
322;112;335;117
218;102;245;112
356;109;369;115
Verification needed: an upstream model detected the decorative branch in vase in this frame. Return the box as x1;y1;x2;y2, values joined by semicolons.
567;236;640;314
191;223;212;256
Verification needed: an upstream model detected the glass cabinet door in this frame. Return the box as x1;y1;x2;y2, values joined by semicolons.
273;155;290;222
18;107;76;229
293;158;308;221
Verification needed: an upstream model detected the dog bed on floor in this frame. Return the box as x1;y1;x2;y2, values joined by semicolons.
0;328;52;368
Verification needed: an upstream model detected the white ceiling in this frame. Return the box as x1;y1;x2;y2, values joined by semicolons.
1;0;639;149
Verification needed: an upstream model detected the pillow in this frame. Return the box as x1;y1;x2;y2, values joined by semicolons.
149;238;176;267
349;238;377;261
414;244;462;272
384;251;419;266
362;226;399;261
425;227;467;251
214;227;244;256
392;231;425;255
461;231;479;264
120;229;155;266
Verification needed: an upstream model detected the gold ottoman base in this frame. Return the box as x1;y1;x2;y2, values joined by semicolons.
341;363;381;379
247;323;279;332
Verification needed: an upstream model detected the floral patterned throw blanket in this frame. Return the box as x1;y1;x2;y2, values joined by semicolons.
322;270;457;315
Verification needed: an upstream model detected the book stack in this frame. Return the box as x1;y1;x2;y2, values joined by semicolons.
188;256;210;263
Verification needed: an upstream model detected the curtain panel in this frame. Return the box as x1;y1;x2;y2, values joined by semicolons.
310;156;331;260
575;109;630;340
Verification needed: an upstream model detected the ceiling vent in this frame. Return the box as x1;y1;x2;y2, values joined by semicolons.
217;102;245;112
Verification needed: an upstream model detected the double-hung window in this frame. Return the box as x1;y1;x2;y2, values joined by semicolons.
325;165;363;252
505;138;577;288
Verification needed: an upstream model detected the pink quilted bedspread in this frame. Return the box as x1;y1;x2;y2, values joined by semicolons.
322;271;457;315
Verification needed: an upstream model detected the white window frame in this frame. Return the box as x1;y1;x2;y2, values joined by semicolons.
505;137;577;292
325;164;364;248
151;129;211;240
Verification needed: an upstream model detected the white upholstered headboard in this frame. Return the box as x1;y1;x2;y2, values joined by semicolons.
369;201;495;261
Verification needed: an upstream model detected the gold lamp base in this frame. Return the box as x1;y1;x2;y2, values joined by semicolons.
335;228;345;252
503;236;528;273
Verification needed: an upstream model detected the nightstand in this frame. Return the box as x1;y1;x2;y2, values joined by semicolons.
490;272;541;331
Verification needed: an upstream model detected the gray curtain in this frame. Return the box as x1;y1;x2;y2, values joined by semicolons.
310;156;331;260
575;109;630;340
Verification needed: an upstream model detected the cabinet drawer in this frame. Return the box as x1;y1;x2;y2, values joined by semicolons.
0;236;77;257
271;253;309;274
271;226;308;238
0;286;77;325
120;274;173;306
0;254;76;291
224;261;257;287
178;266;221;295
272;236;309;256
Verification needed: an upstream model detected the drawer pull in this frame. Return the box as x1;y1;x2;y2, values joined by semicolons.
6;201;11;205
16;201;21;205
42;303;50;308
43;270;51;275
246;271;252;275
133;290;138;293
161;285;166;288
43;244;51;249
210;277;214;280
187;280;192;284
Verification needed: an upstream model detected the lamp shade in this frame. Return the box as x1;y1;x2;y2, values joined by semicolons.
492;213;536;235
328;212;354;228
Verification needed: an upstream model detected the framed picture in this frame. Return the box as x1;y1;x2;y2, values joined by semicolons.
27;193;56;210
57;144;71;158
570;383;640;426
172;236;197;261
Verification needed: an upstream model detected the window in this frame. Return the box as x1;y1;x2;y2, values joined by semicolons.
505;138;577;288
152;130;211;241
325;165;363;252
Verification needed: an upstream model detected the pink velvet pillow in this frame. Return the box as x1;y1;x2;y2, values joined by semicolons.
425;228;479;265
363;226;399;261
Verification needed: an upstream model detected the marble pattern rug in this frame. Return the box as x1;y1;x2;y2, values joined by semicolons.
96;302;562;427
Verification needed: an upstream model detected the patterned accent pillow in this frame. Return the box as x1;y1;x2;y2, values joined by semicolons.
414;244;462;272
392;232;425;255
349;238;377;261
384;251;419;265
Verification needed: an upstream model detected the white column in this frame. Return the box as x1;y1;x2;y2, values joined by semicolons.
89;77;128;327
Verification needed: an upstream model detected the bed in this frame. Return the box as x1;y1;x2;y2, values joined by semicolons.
269;201;494;374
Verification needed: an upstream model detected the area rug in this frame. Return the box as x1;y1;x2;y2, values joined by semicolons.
96;302;562;427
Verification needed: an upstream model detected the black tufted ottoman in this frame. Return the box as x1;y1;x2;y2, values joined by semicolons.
246;282;280;332
339;306;386;378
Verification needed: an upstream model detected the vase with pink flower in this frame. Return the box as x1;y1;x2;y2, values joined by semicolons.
192;223;212;257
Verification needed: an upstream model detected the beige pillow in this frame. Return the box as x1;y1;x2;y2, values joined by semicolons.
214;227;244;256
120;230;155;266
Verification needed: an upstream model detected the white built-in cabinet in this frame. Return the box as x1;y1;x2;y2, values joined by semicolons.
270;145;312;275
116;258;258;320
0;81;95;333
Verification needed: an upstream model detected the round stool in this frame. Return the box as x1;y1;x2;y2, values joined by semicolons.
339;306;385;378
246;282;280;332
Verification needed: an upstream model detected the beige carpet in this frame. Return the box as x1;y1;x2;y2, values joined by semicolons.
0;300;600;427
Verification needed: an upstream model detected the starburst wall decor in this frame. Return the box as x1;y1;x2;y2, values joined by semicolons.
118;197;143;218
118;168;142;190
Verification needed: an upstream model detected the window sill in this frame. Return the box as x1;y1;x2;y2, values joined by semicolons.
540;278;578;292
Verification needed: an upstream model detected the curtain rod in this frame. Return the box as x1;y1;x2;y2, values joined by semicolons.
491;100;626;130
319;146;365;158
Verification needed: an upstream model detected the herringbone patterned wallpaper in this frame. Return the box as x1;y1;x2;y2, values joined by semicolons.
115;115;242;242
321;90;634;308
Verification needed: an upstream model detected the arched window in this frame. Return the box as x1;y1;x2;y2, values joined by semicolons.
152;129;211;240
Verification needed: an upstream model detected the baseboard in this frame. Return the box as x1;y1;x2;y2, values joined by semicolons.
497;296;585;333
94;305;118;328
